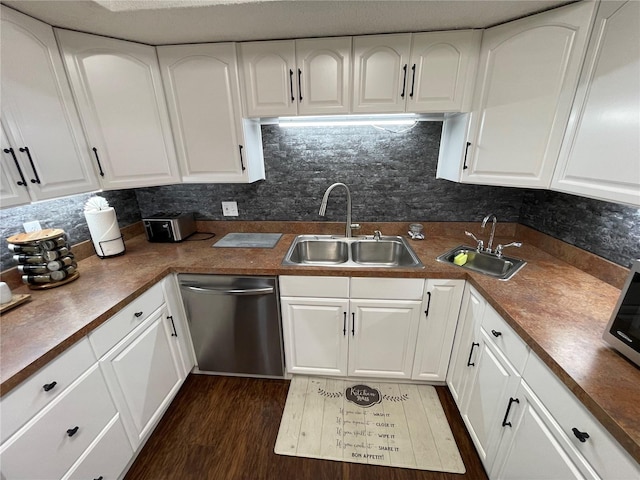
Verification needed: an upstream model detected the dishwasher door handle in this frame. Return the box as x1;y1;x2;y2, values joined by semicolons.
181;285;275;296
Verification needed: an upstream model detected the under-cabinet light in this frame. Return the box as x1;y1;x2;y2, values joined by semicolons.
278;114;441;127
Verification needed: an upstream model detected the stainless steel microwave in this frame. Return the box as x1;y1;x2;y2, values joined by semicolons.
603;259;640;367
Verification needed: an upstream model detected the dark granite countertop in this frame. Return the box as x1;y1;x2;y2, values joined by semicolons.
1;222;638;464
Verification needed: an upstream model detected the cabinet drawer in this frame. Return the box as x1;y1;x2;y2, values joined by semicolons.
524;354;640;479
481;304;529;373
0;338;95;444
279;275;349;298
351;277;425;300
0;364;117;480
63;414;133;480
89;282;165;358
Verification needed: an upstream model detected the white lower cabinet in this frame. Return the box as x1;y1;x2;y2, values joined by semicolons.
63;414;133;480
490;381;598;480
279;296;350;376
0;364;116;480
412;279;465;382
447;284;640;479
461;327;522;468
280;276;462;381
98;306;184;449
348;298;422;379
0;276;193;480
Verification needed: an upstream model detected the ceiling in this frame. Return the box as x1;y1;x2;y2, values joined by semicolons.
1;0;575;45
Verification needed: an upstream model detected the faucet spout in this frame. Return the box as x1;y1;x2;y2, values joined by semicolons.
481;214;498;253
319;182;358;238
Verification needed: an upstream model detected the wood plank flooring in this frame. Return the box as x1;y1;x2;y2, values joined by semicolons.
124;375;488;480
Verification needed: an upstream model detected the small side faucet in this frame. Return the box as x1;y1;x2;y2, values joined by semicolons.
318;182;360;238
481;213;498;253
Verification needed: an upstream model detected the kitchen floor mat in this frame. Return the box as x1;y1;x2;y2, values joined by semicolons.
275;376;466;473
212;232;282;248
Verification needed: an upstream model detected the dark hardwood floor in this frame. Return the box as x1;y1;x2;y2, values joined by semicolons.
124;375;488;480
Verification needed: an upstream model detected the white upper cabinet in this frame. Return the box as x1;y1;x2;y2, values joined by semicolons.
295;37;351;115
352;34;412;114
0;7;99;204
353;31;480;114
407;31;481;113
158;43;264;183
552;0;640;207
56;29;181;190
439;1;597;188
239;38;351;117
239;40;297;117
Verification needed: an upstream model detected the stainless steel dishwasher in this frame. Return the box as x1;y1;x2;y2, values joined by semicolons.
178;274;285;378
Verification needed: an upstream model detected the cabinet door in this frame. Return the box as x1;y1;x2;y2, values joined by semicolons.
0;365;116;480
447;284;486;407
99;307;183;450
162;274;196;379
352;34;412;113
63;414;133;480
0;124;31;208
56;29;180;190
490;381;598;480
280;297;349;376
348;299;421;379
412;279;465;382
407;31;481;113
239;40;297;117
552;0;640;207
0;7;99;201
460;328;521;470
158;43;264;183
464;1;596;188
296;37;351;115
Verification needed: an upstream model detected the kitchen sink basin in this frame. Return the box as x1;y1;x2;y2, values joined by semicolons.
437;245;526;281
282;235;424;268
283;238;349;265
351;238;421;267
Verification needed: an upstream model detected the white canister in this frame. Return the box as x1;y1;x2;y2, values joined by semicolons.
0;282;13;304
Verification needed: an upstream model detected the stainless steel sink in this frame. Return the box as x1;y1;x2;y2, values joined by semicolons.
282;235;424;268
351;238;421;267
283;238;349;265
436;245;526;281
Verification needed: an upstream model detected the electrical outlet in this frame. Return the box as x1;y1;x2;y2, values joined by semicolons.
221;201;239;217
23;220;42;233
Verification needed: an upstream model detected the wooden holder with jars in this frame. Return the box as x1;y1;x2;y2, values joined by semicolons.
7;229;79;290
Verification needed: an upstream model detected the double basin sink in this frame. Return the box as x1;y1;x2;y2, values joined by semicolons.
282;235;424;268
282;235;526;280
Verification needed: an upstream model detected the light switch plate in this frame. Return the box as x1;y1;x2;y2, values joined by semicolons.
23;220;42;233
221;201;238;217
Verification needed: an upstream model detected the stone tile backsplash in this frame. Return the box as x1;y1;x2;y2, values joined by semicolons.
0;190;140;270
136;123;525;223
1;122;638;271
520;190;640;268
